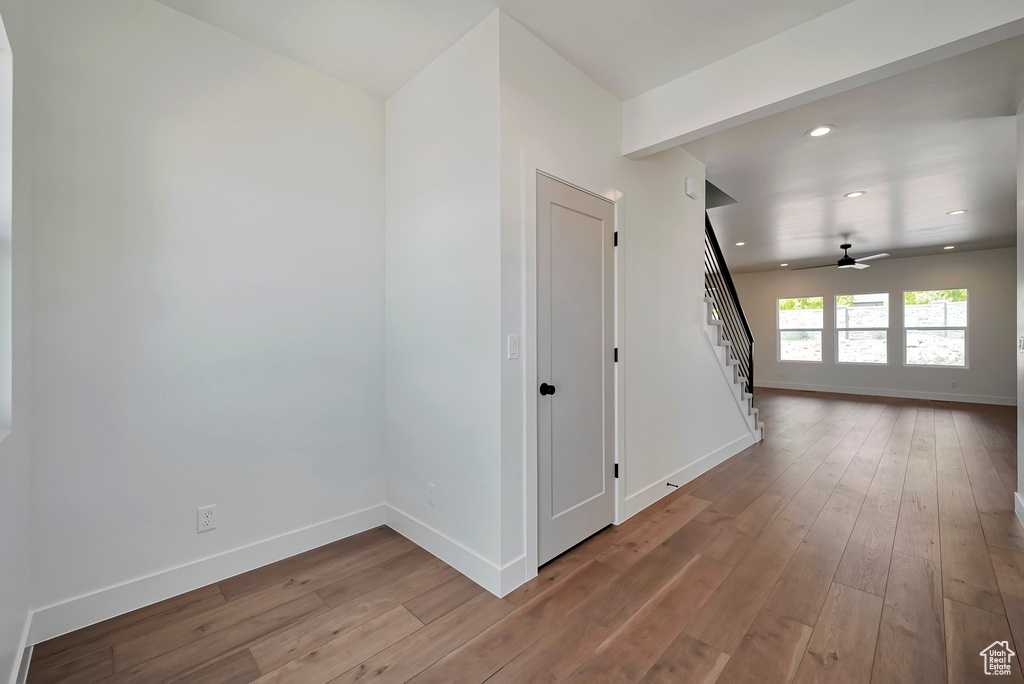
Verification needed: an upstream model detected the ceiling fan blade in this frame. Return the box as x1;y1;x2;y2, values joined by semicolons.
857;253;890;262
850;263;870;269
790;263;836;271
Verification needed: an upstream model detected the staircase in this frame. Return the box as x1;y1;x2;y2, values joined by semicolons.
703;212;763;438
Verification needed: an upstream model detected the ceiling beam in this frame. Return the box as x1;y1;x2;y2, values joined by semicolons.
622;0;1024;159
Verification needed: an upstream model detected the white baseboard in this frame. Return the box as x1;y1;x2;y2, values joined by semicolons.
497;555;529;597
384;505;525;597
1015;493;1024;531
29;504;387;644
618;432;757;522
756;380;1016;406
13;646;30;684
27;435;800;651
6;615;31;684
25;501;531;649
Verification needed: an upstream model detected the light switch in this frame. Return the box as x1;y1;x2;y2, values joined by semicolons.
507;334;519;359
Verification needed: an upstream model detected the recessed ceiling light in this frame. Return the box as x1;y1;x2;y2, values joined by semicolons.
944;245;955;250
735;242;745;246
806;125;835;137
844;191;866;198
947;209;967;216
780;263;788;267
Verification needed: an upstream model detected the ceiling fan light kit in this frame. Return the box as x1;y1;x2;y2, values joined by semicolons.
792;242;890;271
837;244;857;268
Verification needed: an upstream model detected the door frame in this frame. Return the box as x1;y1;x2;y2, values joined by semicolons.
521;149;627;582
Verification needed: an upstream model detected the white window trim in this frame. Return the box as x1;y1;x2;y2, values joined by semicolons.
835;293;889;366
902;289;969;369
777;296;824;364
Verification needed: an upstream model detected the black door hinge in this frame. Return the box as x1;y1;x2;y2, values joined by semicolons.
614;347;618;362
614;463;619;478
613;231;618;246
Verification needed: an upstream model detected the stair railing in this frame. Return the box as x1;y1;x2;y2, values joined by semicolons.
703;212;754;395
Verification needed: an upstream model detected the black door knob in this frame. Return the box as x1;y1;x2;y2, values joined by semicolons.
539;383;556;396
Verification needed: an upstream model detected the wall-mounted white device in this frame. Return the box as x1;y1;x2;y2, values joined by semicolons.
197;504;217;533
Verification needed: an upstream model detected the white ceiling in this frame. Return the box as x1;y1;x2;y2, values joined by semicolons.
689;36;1024;273
487;0;850;100
158;0;495;100
157;0;849;100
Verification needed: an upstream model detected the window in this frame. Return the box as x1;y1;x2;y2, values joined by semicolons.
904;289;967;367
778;296;823;362
836;293;889;364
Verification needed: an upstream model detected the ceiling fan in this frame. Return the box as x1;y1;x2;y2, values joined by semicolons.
792;243;890;271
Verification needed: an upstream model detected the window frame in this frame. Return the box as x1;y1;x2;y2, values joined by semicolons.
777;295;824;364
834;292;890;366
902;288;969;369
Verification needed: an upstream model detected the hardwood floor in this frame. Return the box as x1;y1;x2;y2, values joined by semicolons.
28;390;1024;683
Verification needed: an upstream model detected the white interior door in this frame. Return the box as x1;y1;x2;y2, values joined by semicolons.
537;173;615;565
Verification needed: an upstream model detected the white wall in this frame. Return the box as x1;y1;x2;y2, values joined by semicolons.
1016;104;1023;501
384;14;504;582
0;25;12;430
735;248;1016;404
0;0;32;679
383;11;753;594
3;4;791;657
28;0;386;640
497;13;752;578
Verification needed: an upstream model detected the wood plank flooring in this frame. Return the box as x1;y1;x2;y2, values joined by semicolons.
29;390;1024;683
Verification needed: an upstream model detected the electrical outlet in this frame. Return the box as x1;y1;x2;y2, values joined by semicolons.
951;380;957;389
427;483;436;506
197;504;217;533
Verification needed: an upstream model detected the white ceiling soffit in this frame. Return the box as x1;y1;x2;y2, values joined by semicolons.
624;0;1024;158
689;36;1024;274
157;0;849;101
